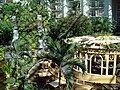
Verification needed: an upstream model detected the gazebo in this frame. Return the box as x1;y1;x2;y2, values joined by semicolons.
66;35;120;85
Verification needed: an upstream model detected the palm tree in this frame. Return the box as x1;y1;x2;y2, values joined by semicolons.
37;39;86;89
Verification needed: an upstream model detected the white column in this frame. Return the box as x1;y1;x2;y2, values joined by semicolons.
113;54;117;75
63;0;68;17
101;58;103;75
12;16;19;42
89;55;93;74
103;0;108;16
79;53;82;59
83;0;89;16
81;0;83;14
37;15;45;49
13;0;20;2
74;52;77;59
90;59;92;74
94;55;96;62
104;0;112;19
108;0;112;19
105;54;109;75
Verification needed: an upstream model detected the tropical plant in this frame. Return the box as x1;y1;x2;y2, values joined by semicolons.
0;46;6;90
47;14;93;41
3;39;39;90
67;0;81;16
0;1;49;48
0;1;50;89
42;11;88;90
17;1;48;48
91;16;116;34
0;1;87;90
0;45;5;61
0;3;14;45
37;39;86;89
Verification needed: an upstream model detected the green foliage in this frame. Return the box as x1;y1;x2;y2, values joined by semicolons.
67;0;80;16
104;43;120;50
3;39;37;89
17;1;49;48
47;15;93;41
58;15;93;37
0;22;13;45
4;77;16;84
0;2;19;45
38;39;86;89
0;1;50;89
0;0;87;89
0;1;49;48
0;46;6;89
24;83;37;90
0;3;14;45
0;46;4;61
91;17;116;34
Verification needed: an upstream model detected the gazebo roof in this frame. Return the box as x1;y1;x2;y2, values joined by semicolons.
66;35;120;49
86;36;120;45
65;36;94;44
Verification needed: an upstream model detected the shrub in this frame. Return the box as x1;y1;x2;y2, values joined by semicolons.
91;17;116;34
47;14;93;41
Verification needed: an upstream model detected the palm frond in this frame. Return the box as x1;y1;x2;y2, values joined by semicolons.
61;59;86;89
62;59;86;73
47;39;61;53
37;39;86;89
62;65;73;89
63;54;72;61
11;39;30;56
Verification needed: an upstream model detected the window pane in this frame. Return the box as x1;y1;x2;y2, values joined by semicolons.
89;0;104;17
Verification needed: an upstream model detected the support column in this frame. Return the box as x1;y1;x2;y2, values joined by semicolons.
83;0;89;16
89;55;93;74
81;0;83;14
101;58;103;75
108;0;112;19
104;0;112;19
113;54;117;75
90;59;92;74
94;55;96;62
103;0;108;16
37;15;45;49
79;53;82;59
63;0;68;17
105;54;109;75
85;54;88;70
74;52;77;59
12;16;19;42
13;0;19;2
